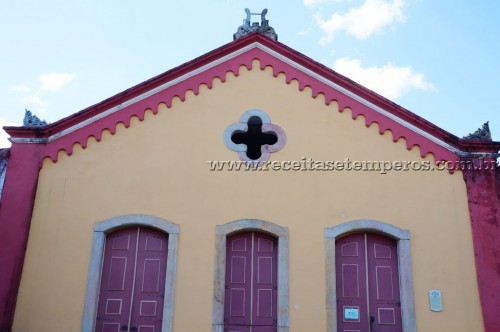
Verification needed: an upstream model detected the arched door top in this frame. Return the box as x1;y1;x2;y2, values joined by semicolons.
94;214;179;234
325;219;409;240
216;218;288;237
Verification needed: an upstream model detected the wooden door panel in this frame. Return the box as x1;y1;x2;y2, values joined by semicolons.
366;233;402;332
135;325;155;332
225;233;253;326
335;233;369;332
341;263;361;298
375;266;395;300
130;228;169;331
96;228;138;331
224;232;277;330
229;288;246;317
96;227;168;332
252;233;277;327
224;325;251;332
256;288;273;317
252;326;277;332
101;322;121;332
223;327;277;332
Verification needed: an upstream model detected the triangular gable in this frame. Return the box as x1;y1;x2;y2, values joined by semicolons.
5;32;499;163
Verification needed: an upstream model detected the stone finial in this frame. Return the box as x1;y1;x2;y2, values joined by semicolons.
463;122;492;141
23;109;47;127
233;8;278;41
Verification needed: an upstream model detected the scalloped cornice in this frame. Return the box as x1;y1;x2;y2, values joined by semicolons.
4;33;500;163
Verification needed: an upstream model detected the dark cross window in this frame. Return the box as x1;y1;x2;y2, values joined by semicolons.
231;116;278;160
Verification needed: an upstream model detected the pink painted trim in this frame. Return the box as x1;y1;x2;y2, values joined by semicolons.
41;57;253;162
463;159;500;332
0;143;43;331
4;34;499;164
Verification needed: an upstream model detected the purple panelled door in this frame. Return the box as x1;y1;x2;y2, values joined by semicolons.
95;227;168;332
224;232;278;332
366;234;402;332
225;232;252;329
336;233;402;332
336;233;370;332
96;228;137;332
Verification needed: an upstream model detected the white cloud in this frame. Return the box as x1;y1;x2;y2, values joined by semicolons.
304;0;331;6
0;118;18;148
297;29;311;36
316;0;405;44
38;72;75;92
9;85;31;93
333;57;435;99
22;95;46;106
304;0;352;6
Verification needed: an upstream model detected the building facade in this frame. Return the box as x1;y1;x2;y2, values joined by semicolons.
0;16;499;332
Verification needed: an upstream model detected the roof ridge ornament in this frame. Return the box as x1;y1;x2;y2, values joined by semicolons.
23;109;47;127
233;8;278;41
463;121;492;141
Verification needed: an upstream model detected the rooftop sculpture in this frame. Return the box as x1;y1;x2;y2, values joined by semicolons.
463;122;492;141
23;109;47;127
234;8;278;41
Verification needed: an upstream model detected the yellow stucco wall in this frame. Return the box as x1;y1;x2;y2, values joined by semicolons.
13;61;482;331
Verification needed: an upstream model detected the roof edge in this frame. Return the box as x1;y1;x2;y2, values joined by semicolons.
3;32;499;157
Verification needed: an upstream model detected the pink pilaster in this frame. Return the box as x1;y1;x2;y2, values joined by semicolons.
0;143;43;331
463;157;500;332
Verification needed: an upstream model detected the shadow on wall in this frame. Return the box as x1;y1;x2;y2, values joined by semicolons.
0;149;9;200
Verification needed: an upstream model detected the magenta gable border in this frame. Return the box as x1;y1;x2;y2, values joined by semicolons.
36;47;459;163
7;35;470;163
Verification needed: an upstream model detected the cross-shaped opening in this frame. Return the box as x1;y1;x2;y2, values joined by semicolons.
231;116;278;160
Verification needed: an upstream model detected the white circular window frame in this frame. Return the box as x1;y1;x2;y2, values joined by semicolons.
223;109;286;166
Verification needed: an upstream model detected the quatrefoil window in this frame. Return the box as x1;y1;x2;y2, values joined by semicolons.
224;109;286;164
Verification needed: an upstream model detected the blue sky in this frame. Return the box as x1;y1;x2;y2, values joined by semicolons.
1;0;499;148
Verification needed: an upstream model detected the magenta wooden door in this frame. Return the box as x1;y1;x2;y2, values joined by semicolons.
336;233;402;332
224;232;278;332
366;233;402;331
95;228;137;332
95;227;169;332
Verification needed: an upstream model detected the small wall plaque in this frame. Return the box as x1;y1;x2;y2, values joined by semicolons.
429;290;443;312
344;307;359;320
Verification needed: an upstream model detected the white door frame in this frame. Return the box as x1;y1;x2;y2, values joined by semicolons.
81;214;179;332
325;219;416;332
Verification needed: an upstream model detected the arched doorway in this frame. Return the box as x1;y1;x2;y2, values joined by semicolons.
82;215;179;332
95;226;169;332
224;231;278;331
212;219;289;332
325;220;416;332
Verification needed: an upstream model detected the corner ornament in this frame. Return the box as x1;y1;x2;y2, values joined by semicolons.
23;109;47;127
463;121;492;141
223;110;286;167
233;8;278;41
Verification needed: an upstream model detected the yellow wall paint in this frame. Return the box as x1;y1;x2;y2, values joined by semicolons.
13;61;482;331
